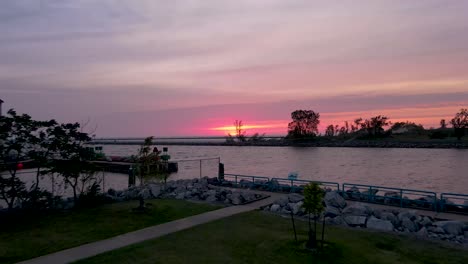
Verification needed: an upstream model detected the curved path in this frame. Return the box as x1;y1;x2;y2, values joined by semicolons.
17;193;282;264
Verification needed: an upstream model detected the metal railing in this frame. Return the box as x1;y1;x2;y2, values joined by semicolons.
223;174;270;188
271;178;340;192
342;183;438;211
440;193;468;214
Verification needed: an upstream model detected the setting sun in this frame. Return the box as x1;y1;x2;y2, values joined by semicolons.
210;122;287;135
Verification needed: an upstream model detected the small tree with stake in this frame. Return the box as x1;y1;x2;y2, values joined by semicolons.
302;183;325;250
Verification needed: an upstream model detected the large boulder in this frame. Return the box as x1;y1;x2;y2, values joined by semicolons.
366;217;394;232
325;216;346;226
270;204;281;212
138;189;152;200
148;184;161;198
231;192;244;205
324;206;341;218
397;210;417;221
427;226;446;234
242;192;256;202
324;191;346;209
401;217;418;232
344;215;367;226
292;201;304;215
275;196;289;207
175;192;185;200
379;212;399;226
417;227;429;237
288;193;304;203
206;195;217;203
434;221;464;236
419;216;433;227
342;203;368;216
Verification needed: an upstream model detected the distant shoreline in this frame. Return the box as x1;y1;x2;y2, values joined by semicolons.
90;140;468;149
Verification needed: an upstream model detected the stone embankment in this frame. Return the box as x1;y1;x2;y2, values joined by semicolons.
106;177;267;206
263;191;468;245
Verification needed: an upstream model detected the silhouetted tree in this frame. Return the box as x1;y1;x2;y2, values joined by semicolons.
234;120;246;142
287;110;320;139
0;109;37;210
356;116;391;137
45;122;96;204
325;125;335;137
451;108;468;140
440;119;447;129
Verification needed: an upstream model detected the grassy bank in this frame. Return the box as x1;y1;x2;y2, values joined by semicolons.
78;211;468;264
0;199;220;264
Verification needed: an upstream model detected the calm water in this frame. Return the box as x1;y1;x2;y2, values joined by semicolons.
7;145;468;203
101;145;468;194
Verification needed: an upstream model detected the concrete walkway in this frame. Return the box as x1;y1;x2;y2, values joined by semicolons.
17;195;282;264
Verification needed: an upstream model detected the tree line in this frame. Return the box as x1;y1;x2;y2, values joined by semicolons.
228;108;468;142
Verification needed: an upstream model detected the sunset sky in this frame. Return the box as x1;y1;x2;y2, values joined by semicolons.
1;1;468;136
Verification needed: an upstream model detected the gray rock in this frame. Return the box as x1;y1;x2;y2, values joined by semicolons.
342;203;368;216
397;210;417;221
292;201;304;215
324;191;347;209
465;231;468;239
326;216;345;226
419;216;432;227
373;209;382;219
427;226;446;234
366;217;394;231
324;206;341;218
148;184;161;198
206;195;217;202
280;207;292;214
344;215;367;226
380;212;399;226
205;190;217;197
138;189;152;200
417;227;428;237
242;192;256;202
231;192;244;205
288;193;304;203
401;217;418;232
270;204;281;212
275;196;289;207
435;221;464;236
175;193;185;200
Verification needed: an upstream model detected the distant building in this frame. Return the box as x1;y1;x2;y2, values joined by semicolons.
0;99;3;116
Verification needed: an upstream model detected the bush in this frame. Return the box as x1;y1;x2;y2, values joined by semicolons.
76;182;109;208
429;131;448;139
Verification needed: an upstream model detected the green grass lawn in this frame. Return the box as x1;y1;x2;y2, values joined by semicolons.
77;211;468;264
0;199;220;264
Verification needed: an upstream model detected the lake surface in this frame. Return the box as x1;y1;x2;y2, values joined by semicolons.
101;145;468;194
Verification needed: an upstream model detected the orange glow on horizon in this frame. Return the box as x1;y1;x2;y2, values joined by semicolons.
210;122;288;135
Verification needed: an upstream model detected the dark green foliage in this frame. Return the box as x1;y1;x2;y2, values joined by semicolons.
451;108;468;140
76;182;109;208
302;183;325;249
287;110;320;139
356;115;391;138
429;130;449;139
0;108;97;210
